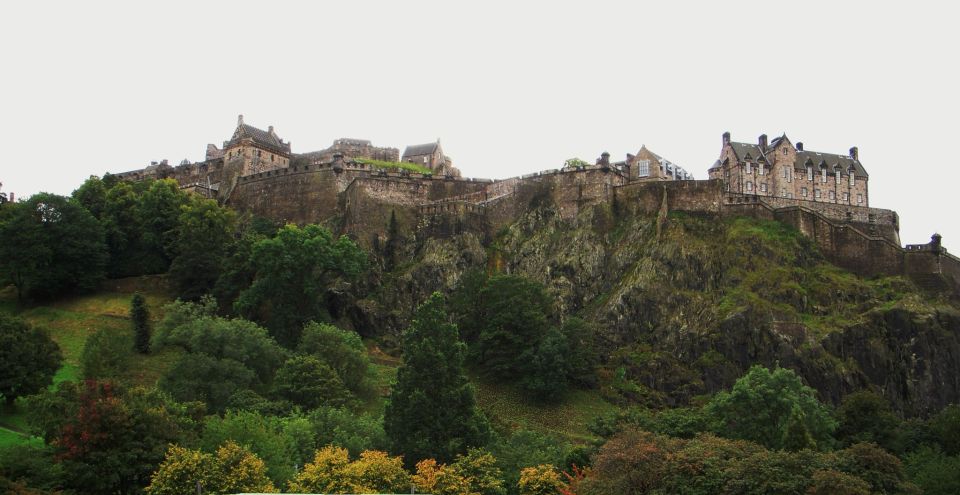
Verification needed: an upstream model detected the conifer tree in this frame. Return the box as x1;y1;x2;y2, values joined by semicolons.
385;292;490;466
131;292;150;354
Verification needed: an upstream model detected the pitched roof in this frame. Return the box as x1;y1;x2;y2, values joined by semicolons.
796;150;868;178
727;140;867;178
402;142;439;158
225;119;290;154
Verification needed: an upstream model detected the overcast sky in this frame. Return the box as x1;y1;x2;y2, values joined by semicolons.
1;1;957;246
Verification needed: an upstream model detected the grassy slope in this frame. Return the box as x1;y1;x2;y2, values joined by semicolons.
0;278;177;446
1;281;612;448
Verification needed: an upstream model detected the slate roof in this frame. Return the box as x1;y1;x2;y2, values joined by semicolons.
728;140;868;178
402;142;439;158
225;123;291;154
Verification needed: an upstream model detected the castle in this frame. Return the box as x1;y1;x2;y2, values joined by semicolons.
111;118;959;296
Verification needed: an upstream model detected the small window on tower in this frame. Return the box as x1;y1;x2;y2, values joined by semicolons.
746;181;753;192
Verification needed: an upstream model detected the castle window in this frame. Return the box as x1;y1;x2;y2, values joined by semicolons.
745;162;752;174
829;191;836;200
760;182;767;193
849;172;855;187
636;160;651;177
746;181;753;192
802;187;808;197
758;164;765;175
807;166;813;181
842;192;849;202
821;168;827;183
783;147;788;155
835;168;841;185
857;194;863;204
815;189;821;199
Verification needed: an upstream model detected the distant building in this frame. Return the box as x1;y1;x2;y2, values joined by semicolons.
402;140;460;176
708;132;868;206
625;145;693;181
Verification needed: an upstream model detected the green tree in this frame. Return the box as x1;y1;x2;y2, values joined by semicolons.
72;175;108;219
904;446;960;495
0;314;62;404
929;404;960;456
781;406;817;451
451;448;506;495
473;275;552;380
131;292;151;354
836;390;900;449
201;411;314;486
385;293;490;465
521;326;571;402
159;353;257;414
0;193;107;302
236;224;367;347
136;179;188;274
298;322;376;399
272;355;350;409
307;406;388;456
168;196;237;300
705;365;836;450
80;328;132;380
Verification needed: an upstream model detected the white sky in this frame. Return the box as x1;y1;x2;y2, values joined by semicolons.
1;1;957;247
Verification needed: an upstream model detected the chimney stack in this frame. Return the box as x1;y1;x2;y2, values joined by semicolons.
758;134;768;150
796;142;804;151
722;131;731;145
268;125;274;133
850;146;859;160
598;152;611;168
8;193;13;203
238;114;244;125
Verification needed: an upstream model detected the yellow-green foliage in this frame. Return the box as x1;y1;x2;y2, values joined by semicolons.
355;158;432;174
518;464;566;495
412;459;473;495
289;446;410;494
146;441;276;495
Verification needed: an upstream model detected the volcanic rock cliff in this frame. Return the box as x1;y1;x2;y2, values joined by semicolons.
329;183;960;417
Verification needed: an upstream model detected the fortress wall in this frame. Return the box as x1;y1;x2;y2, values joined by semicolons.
618;179;725;215
228;166;344;225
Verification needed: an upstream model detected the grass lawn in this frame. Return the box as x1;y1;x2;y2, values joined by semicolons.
474;374;616;444
0;277;175;445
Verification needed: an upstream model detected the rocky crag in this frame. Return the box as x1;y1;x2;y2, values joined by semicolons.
332;178;960;417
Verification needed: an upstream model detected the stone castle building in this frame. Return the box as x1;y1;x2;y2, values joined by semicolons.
708;132;869;207
108;117;958;296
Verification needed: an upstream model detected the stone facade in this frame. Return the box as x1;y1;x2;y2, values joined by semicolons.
708;132;869;207
626;145;694;181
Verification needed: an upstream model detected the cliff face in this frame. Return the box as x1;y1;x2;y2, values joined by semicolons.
341;191;960;416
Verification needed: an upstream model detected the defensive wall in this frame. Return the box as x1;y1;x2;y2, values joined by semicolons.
128;155;957;297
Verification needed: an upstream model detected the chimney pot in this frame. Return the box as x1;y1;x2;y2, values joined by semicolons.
796;142;804;151
758;134;768;150
237;114;244;125
722;131;731;145
268;125;274;133
850;146;859;160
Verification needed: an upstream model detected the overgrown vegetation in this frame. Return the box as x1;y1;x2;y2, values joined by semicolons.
354;158;432;175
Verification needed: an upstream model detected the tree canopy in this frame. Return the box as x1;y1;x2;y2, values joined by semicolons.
0;314;63;404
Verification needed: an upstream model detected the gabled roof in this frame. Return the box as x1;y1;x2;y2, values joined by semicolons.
729;142;765;162
402;142;440;158
224;116;290;154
